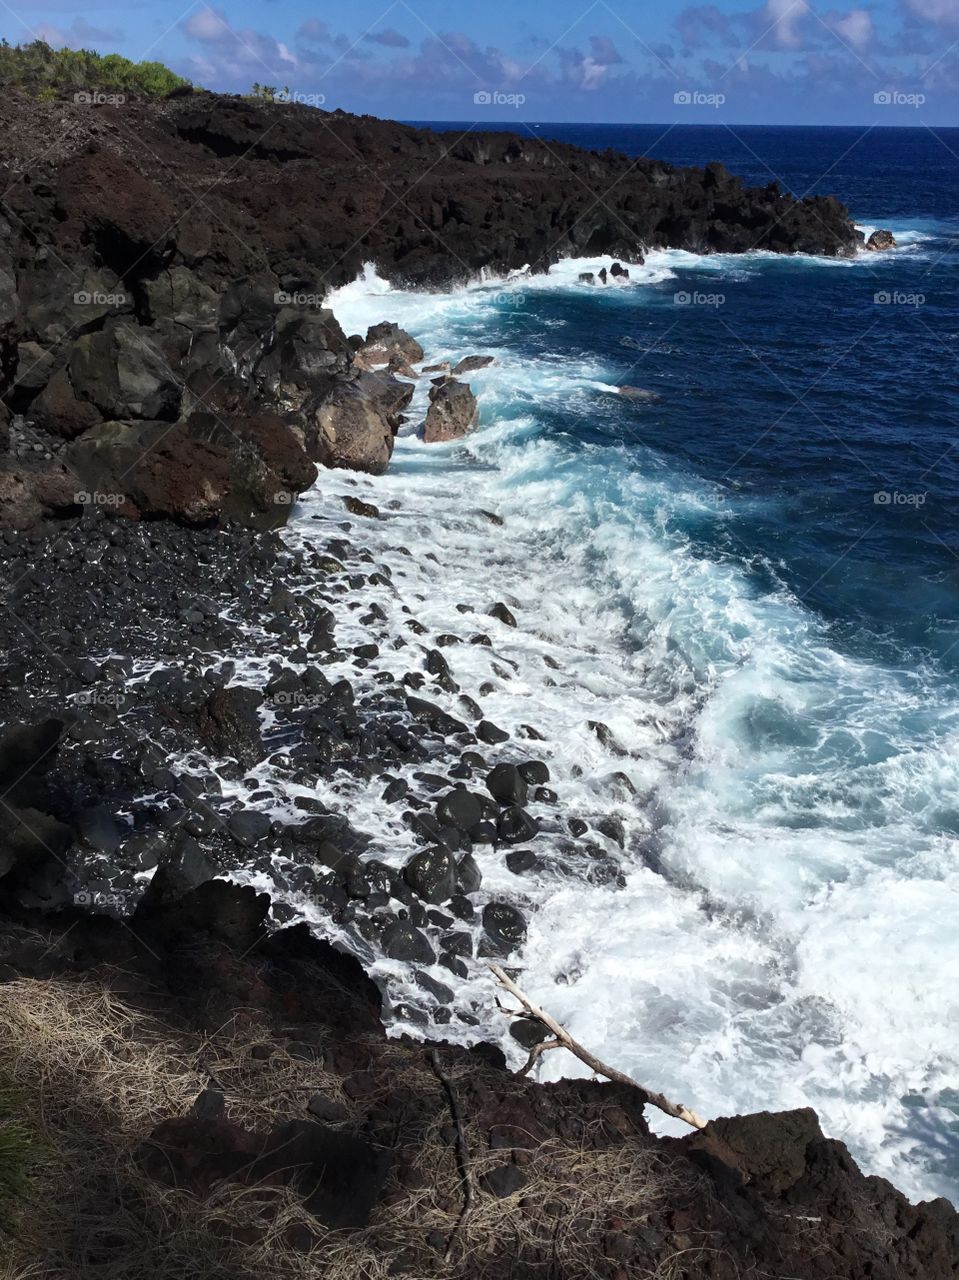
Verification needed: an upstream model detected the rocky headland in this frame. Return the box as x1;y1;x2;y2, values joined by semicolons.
0;84;953;1279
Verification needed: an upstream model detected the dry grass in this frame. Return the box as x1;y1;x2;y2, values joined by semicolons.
0;975;700;1280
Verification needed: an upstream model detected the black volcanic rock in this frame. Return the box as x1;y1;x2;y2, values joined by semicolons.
0;92;858;530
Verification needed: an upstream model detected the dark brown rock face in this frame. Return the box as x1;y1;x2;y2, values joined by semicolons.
424;379;479;443
0;90;859;530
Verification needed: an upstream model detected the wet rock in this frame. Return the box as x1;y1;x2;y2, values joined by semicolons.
452;354;495;375
486;763;528;807
353;321;424;370
456;852;482;894
489;601;517;626
404;846;457;903
497;806;539;844
382;920;436;964
478;720;509;745
519;760;550;785
436;789;484;832
228;810;272;846
343;495;379;518
865;228;896;251
310;370;413;475
505;849;538;875
482;901;527;953
196;686;266;768
423;379;478;443
406;696;468;737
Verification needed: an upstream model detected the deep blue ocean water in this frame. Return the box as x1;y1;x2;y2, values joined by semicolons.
410;123;959;670
327;125;959;1203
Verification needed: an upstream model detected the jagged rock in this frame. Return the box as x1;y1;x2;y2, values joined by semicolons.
865;229;896;251
68;323;183;421
62;410;316;528
196;686;266;767
310;370;414;474
423;378;478;443
0;458;79;527
452;355;494;375
352;321;424;370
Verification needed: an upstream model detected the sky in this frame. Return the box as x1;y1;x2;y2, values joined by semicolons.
7;0;959;124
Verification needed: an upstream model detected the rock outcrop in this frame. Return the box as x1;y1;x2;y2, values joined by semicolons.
424;378;479;443
865;228;897;251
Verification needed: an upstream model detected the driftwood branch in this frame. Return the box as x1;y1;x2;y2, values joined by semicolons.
429;1048;475;1259
488;963;706;1130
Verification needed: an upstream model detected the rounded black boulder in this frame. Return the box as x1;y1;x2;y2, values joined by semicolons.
482;901;527;954
436;788;484;832
497;806;539;845
382;920;436;964
404;846;457;904
485;763;528;807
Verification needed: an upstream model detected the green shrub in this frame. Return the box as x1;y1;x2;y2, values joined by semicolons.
0;39;191;99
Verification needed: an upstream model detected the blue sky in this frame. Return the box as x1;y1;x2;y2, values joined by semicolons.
8;0;959;123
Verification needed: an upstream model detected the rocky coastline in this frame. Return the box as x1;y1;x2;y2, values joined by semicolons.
0;88;955;1277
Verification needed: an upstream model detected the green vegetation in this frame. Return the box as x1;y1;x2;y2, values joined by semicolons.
0;39;190;100
249;82;292;102
0;1073;39;1236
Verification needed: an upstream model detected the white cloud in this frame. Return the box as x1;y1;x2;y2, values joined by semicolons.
828;7;873;47
183;6;232;43
904;0;959;22
764;0;810;48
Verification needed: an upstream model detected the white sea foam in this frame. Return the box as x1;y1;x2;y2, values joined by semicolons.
307;257;959;1206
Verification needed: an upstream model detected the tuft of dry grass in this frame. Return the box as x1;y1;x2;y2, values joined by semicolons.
0;975;701;1280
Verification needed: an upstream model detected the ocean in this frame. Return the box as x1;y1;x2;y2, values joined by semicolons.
288;124;959;1205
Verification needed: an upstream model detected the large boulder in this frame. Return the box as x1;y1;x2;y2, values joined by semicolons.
62;410;316;528
309;370;413;474
424;378;478;443
68;324;183;421
254;306;352;406
352;321;424;370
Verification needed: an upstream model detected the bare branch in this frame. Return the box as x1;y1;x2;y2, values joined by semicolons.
429;1048;476;1260
488;964;706;1130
